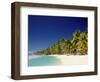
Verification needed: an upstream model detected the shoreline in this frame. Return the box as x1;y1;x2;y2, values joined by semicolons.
46;55;88;65
29;54;88;65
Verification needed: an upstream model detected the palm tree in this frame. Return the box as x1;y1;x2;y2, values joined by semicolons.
64;40;72;54
44;48;51;55
34;30;88;56
59;39;66;54
71;31;81;55
77;32;88;55
56;40;62;54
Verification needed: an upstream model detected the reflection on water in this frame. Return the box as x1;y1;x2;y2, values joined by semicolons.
28;55;61;66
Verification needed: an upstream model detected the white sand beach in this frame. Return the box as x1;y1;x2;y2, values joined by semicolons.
50;55;88;65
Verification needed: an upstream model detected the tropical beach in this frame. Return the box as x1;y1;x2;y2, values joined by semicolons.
28;15;88;67
28;55;88;66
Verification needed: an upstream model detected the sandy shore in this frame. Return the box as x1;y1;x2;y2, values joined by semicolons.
29;55;88;65
51;55;88;65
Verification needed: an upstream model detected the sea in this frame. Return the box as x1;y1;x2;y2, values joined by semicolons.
28;55;61;66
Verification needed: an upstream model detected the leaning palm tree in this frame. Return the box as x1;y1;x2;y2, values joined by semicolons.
77;32;88;55
65;40;72;54
59;39;66;54
71;31;81;55
53;40;62;54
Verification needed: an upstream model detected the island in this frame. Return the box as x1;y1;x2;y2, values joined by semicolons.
34;31;88;56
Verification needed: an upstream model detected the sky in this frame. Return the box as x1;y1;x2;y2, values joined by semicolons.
28;15;87;53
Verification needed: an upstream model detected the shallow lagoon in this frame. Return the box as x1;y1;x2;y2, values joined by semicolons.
28;55;62;66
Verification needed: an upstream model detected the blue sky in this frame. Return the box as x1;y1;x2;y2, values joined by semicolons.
28;15;87;53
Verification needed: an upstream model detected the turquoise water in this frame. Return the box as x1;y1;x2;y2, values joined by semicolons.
28;55;61;66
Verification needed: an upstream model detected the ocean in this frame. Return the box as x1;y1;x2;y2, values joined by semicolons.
28;55;61;66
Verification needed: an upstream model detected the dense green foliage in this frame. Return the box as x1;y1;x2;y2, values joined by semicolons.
34;31;88;55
